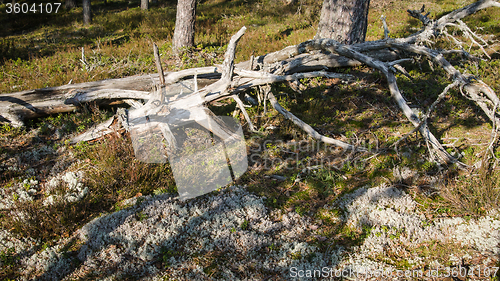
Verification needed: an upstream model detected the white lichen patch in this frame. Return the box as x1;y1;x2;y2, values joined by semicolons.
0;229;37;269
43;171;88;205
0;178;39;210
331;184;500;275
8;184;500;280
20;187;333;280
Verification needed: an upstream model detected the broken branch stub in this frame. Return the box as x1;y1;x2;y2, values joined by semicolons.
1;1;499;177
153;43;166;86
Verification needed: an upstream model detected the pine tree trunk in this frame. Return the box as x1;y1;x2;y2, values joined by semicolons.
65;0;76;10
83;0;92;25
141;0;149;10
315;0;370;45
172;0;197;53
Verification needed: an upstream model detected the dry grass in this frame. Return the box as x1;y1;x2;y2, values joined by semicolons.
2;133;176;241
441;170;500;216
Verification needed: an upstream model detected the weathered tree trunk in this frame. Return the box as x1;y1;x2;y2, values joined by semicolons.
0;69;221;127
65;0;76;10
315;0;370;44
141;0;149;10
172;0;197;53
83;0;92;25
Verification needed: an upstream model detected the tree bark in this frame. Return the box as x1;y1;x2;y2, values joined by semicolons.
83;0;92;25
315;0;370;44
172;0;197;53
141;0;149;10
65;0;76;10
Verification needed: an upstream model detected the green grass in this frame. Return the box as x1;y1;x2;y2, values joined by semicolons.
0;0;319;93
2;0;500;279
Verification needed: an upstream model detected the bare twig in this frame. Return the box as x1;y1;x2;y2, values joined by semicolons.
153;43;165;85
392;80;459;149
407;5;432;26
233;94;256;131
483;101;500;167
267;91;357;151
80;47;89;71
381;15;390;39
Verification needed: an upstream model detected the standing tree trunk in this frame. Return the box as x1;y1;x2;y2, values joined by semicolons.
141;0;149;10
65;0;76;10
172;0;197;53
315;0;370;44
83;0;92;25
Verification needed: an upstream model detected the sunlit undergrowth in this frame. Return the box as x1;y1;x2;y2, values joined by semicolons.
1;108;176;244
1;0;500;278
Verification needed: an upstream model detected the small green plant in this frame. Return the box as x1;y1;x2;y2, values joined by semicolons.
268;243;277;251
136;197;146;205
361;225;372;240
381;225;389;233
290;252;302;260
0;123;13;133
41;242;50;251
422;161;437;173
295;205;307;216
240;219;249;230
0;247;17;266
136;211;148;221
160;247;180;268
153;188;170;196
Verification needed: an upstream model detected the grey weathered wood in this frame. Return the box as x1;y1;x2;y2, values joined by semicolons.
172;0;197;52
0;70;220;126
0;75;152;125
232;94;255;131
199;27;246;99
153;43;165;85
268;91;356;150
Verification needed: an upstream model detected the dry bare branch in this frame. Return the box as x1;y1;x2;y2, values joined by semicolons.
267;91;356;151
233;94;256;131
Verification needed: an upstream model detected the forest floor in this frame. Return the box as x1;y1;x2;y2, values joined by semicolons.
1;0;500;280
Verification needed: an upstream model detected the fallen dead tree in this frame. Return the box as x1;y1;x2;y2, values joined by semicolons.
1;0;499;167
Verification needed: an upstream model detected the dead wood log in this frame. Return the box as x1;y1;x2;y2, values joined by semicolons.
0;43;394;127
0;69;220;127
2;1;499;168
